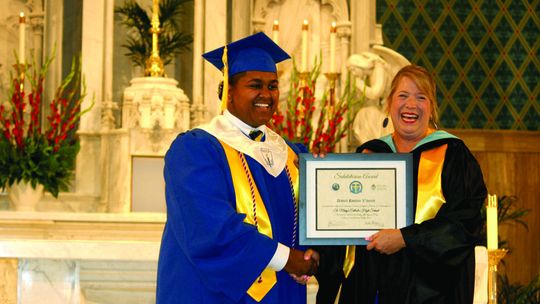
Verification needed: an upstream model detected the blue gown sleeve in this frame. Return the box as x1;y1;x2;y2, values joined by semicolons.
163;130;278;302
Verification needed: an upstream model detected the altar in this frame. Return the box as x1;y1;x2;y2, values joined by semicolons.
0;211;165;304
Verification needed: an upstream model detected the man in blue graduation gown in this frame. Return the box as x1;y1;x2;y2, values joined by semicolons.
157;32;319;304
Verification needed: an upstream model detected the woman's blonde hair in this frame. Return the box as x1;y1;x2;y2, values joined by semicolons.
386;65;440;128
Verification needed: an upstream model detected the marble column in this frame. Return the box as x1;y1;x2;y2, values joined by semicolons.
76;0;106;197
350;0;376;54
202;0;227;121
191;0;206;127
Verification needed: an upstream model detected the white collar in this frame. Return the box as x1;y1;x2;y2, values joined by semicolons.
223;110;267;138
197;114;288;177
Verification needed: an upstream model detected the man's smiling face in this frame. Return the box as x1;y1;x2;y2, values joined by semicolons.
228;71;279;127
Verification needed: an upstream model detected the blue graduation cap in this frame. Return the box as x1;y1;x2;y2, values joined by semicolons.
203;32;290;77
202;32;290;111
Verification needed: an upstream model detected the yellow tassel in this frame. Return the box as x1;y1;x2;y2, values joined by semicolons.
221;46;229;112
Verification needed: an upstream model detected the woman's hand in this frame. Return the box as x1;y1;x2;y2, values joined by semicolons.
366;229;405;255
289;273;311;285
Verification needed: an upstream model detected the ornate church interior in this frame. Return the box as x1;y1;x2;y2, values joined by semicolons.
0;0;538;303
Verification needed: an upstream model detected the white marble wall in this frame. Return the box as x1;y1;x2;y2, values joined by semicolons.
80;261;157;304
19;259;79;304
0;212;165;303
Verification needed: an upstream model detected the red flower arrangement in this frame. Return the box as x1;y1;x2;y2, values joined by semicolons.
270;59;361;153
0;54;91;197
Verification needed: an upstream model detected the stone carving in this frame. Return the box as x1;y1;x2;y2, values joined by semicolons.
348;45;410;144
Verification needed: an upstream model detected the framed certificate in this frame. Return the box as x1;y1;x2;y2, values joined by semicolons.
299;153;413;245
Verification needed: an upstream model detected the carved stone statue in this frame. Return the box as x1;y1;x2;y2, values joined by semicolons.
348;45;410;144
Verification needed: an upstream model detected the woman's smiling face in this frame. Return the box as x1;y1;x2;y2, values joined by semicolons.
227;71;279;127
389;76;432;144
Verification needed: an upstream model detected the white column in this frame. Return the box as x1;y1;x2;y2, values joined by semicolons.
77;0;106;196
29;0;45;69
231;0;251;40
350;0;376;54
80;0;105;132
202;0;227;120
43;0;64;128
102;0;115;111
191;0;205;126
336;22;352;152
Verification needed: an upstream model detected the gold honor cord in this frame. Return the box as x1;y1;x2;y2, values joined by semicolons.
415;144;447;223
220;141;299;301
220;46;229;112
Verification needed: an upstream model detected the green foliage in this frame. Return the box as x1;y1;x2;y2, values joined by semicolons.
0;136;79;197
0;53;90;198
498;274;540;304
115;0;193;71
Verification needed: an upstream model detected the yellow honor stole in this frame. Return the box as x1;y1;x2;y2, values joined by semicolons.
219;140;299;302
415;144;448;223
341;144;448;282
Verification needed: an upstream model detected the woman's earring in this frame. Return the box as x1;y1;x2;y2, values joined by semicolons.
382;117;389;128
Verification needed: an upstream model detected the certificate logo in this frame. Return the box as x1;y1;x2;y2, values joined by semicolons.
332;183;340;191
349;181;363;194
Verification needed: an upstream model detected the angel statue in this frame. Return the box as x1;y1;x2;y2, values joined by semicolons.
347;45;410;145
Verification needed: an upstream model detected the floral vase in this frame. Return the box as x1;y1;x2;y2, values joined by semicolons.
6;181;44;211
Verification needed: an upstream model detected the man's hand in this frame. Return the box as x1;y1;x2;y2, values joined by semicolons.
366;229;405;255
311;146;327;159
289;249;319;284
284;248;319;276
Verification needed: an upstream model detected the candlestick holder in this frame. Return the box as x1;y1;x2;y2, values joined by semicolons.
298;72;310;86
13;63;30;93
145;0;165;77
488;248;507;304
324;72;341;107
324;72;340;89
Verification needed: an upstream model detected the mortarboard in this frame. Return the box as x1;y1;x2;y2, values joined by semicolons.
202;32;290;111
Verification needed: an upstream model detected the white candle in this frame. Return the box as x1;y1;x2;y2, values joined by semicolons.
19;12;25;64
272;20;279;44
330;21;337;73
301;20;308;72
486;194;498;250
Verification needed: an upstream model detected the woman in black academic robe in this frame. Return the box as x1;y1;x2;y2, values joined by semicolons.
315;65;487;304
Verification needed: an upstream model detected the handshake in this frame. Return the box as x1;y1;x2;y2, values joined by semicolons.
284;248;319;284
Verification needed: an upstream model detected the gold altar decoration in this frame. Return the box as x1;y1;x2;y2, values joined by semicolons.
324;72;340;106
488;248;508;304
145;0;165;77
